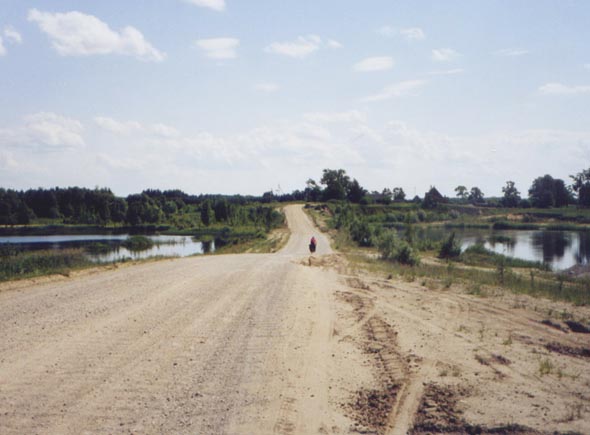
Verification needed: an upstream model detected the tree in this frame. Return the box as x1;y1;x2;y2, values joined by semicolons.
468;187;484;204
422;186;445;209
501;181;521;207
200;200;214;226
570;168;590;207
529;175;572;208
303;179;321;202
393;187;406;202
454;185;468;201
347;179;366;203
320;169;350;201
380;188;392;205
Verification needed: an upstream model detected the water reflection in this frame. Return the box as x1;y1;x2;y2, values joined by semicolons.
530;231;572;264
0;234;214;262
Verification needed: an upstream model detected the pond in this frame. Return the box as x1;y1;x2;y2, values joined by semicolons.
0;234;215;263
409;228;590;271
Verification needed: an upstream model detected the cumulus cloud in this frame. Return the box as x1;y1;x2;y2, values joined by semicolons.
265;35;321;58
4;26;22;44
0;37;5;56
25;113;85;148
432;48;459;62
327;39;343;49
0;113;85;149
94;117;142;135
183;0;225;11
27;9;165;62
494;48;528;57
377;26;425;41
539;82;590;96
254;82;280;93
399;27;425;41
362;80;427;102
353;56;394;72
195;37;239;59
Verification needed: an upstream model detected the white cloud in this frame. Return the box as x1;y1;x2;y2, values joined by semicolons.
265;35;321;58
539;82;590;96
353;56;394;72
399;27;425;41
432;48;459;62
426;68;464;76
195;38;239;59
27;9;165;62
0;37;5;56
183;0;225;11
303;110;366;124
254;82;280;93
327;39;343;49
0;112;87;149
494;48;528;57
4;26;22;44
377;26;425;41
94;117;142;134
151;123;180;138
362;80;427;102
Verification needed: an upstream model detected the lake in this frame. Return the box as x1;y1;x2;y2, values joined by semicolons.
0;235;215;263
1;229;588;270
410;228;590;271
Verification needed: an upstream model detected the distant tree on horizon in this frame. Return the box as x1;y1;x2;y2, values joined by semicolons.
529;174;572;208
500;181;521;207
570;168;590;207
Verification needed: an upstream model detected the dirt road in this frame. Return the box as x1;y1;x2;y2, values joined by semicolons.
1;204;589;434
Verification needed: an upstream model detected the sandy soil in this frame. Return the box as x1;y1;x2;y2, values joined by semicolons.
1;204;589;434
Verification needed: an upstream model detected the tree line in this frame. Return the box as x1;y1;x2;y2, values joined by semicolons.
271;168;590;210
0;187;281;228
2;167;589;225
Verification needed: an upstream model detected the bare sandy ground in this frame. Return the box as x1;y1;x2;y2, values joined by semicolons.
1;204;589;434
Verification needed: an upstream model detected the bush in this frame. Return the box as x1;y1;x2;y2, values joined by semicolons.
350;218;373;247
439;232;461;259
122;235;154;251
377;231;420;266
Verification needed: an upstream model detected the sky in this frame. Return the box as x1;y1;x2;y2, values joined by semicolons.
0;0;589;198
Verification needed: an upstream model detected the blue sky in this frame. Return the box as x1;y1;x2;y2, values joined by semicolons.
1;0;589;197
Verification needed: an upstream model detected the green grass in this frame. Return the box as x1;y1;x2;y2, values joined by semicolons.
122;235;154;251
0;248;91;282
461;243;548;270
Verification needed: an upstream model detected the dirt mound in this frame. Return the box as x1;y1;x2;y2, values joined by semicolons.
411;384;541;435
344;384;400;434
545;342;590;359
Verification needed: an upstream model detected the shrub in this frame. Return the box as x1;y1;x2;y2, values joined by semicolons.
122;235;154;251
439;232;461;259
350;218;373;246
377;231;420;266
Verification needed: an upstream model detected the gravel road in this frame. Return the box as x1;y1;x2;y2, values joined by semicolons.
0;205;357;434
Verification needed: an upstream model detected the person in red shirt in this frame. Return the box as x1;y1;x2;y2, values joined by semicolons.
309;236;317;253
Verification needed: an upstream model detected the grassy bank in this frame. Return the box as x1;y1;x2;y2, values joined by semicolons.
0;248;92;282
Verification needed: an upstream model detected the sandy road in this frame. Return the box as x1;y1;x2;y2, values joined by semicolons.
0;205;359;434
2;204;590;435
